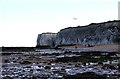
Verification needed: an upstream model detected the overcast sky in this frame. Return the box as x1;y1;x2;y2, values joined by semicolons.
0;0;119;47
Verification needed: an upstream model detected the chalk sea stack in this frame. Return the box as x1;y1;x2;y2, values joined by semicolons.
37;20;120;47
37;32;57;47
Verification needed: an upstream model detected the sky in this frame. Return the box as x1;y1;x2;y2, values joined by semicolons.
0;0;119;47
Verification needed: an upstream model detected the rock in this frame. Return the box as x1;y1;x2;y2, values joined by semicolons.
37;32;57;47
64;72;107;79
55;20;120;46
20;60;32;64
2;76;13;79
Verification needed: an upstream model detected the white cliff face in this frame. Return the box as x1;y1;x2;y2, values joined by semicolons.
55;21;120;46
37;21;120;47
37;33;57;47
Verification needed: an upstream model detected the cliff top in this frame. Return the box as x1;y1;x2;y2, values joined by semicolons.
59;20;120;31
39;32;57;35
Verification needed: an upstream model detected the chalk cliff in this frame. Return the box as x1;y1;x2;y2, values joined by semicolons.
37;20;120;47
37;33;57;47
55;20;120;46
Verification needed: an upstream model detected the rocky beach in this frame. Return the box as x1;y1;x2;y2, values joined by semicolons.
1;20;120;79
